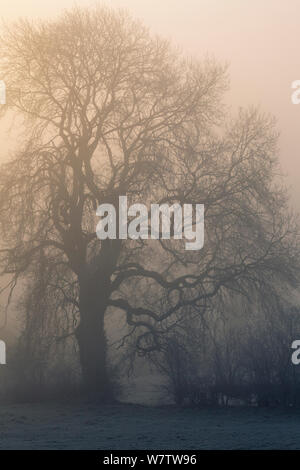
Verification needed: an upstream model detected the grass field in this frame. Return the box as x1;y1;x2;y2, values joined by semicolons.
0;403;300;449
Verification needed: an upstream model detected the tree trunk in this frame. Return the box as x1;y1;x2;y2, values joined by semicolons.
75;240;121;401
75;278;112;402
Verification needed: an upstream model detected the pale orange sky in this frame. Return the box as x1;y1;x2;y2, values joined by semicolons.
1;0;300;206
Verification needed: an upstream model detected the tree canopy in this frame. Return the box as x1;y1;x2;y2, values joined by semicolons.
0;6;298;398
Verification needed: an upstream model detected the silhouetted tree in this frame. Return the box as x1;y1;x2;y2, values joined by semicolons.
0;6;299;400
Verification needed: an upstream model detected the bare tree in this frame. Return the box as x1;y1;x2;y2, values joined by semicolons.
0;6;298;400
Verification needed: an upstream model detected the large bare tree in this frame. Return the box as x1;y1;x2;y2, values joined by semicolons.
0;6;298;399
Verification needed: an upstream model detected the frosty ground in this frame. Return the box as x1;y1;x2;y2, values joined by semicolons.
0;403;300;449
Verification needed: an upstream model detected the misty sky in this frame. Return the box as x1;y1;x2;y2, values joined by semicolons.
1;0;300;206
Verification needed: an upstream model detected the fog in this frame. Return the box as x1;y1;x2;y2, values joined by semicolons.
0;4;300;449
1;0;300;205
